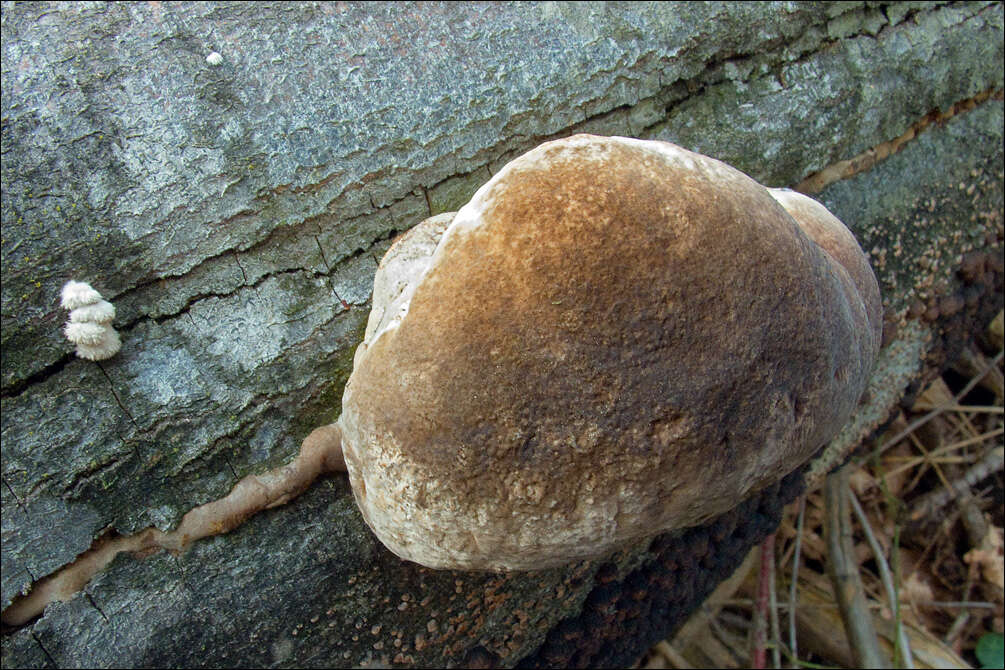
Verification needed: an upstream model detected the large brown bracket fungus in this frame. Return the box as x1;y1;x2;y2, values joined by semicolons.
337;134;882;571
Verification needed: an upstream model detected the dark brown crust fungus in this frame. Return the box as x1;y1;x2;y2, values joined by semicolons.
339;135;881;571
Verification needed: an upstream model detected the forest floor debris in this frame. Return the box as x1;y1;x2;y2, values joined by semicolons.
641;310;1004;669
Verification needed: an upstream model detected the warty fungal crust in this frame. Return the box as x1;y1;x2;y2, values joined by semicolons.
338;134;882;572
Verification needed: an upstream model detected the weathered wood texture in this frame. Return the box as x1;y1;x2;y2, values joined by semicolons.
2;2;1002;667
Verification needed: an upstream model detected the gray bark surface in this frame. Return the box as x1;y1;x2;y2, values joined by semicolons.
2;2;1002;667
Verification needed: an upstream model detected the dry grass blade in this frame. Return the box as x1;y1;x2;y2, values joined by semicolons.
787;496;805;668
884;428;1004;479
641;640;694;669
871;350;1003;460
909;446;1005;523
751;533;784;669
848;488;915;668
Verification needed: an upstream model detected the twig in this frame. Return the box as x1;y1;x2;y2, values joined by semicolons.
944;562;978;648
753;534;773;669
886;454;980;467
671;550;758;668
909;404;1003;414
651;640;693;669
824;465;889;668
848;489;915;669
788;496;805;669
908;446;1004;522
719;610;755;631
706;613;748;666
956;489;991;550
884;423;1002;475
926;600;997;609
890;526;908;668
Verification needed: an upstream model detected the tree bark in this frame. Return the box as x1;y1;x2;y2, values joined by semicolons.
2;2;1002;667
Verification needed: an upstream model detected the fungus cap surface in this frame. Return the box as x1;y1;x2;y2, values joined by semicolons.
73;328;121;361
68;300;116;324
64;321;110;346
340;135;880;571
60;280;102;310
768;187;883;351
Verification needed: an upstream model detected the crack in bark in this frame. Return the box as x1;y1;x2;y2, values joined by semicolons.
30;632;57;666
3;477;28;516
62;453;133;500
233;255;249;284
314;235;350;312
138;222;388;328
796;89;1005;194
96;362;138;431
649;1;995;137
84;592;109;624
0;353;74;400
0;424;346;629
223;454;238;481
421;185;433;217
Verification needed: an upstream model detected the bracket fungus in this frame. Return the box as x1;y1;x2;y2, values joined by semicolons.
335;134;882;572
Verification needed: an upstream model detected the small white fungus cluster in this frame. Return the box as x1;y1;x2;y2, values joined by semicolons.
60;281;121;361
